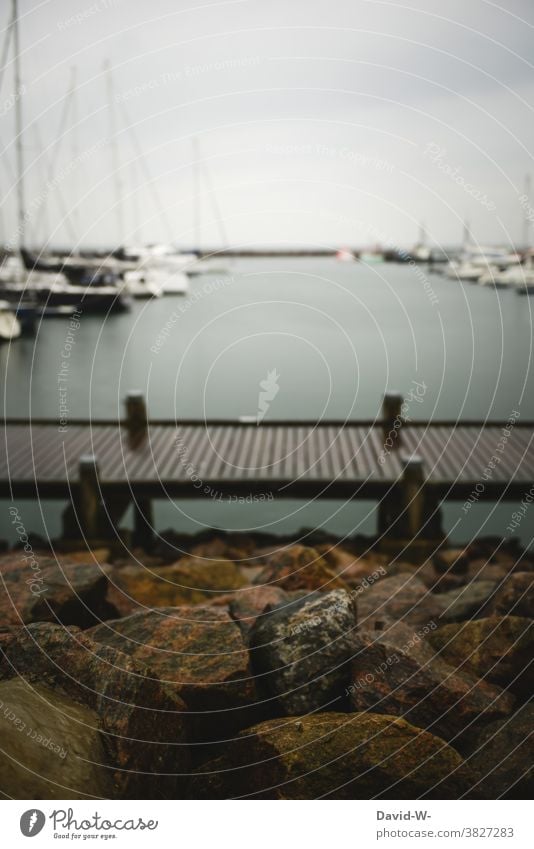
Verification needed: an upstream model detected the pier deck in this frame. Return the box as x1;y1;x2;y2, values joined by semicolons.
2;397;532;542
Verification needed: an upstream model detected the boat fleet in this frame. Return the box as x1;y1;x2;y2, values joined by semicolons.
0;245;228;340
443;246;534;293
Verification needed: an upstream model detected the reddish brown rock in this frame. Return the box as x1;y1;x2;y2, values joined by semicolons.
490;572;533;618
317;546;386;583
107;557;248;609
188;712;474;799
348;627;514;743
0;553;116;628
0;623;190;798
89;606;256;741
428;616;533;699
434;548;470;574
357;573;442;629
466;559;511;584
253;545;348;592
189;534;257;561
463;704;534;798
228;585;288;638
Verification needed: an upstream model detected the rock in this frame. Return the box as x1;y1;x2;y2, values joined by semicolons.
434;580;498;623
348;628;514;743
318;547;388;586
434;548;470;574
188;712;474;799
250;589;358;714
189;534;257;561
463;704;534;798
0;678;114;799
428;616;533;699
89;606;256;741
413;560;465;593
490;572;533;618
0;553;117;628
466;559;511;584
357;574;442;629
108;558;248;607
0;623;190;798
253;545;348;592
56;548;111;565
228;585;288;638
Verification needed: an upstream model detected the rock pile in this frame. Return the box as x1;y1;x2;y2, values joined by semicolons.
0;535;531;799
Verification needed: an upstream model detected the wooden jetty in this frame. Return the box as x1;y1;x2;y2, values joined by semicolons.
1;393;533;547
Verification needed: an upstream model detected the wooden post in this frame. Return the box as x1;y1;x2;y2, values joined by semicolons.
125;390;148;442
401;454;425;539
132;497;155;550
78;454;101;538
124;391;153;548
382;391;403;446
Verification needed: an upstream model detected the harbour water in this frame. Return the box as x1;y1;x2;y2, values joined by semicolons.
1;257;533;546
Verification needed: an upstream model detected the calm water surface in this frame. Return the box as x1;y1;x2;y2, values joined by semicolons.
1;258;533;545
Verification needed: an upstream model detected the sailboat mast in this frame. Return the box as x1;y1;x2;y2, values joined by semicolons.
522;174;531;251
12;0;25;250
193;136;201;253
105;60;125;246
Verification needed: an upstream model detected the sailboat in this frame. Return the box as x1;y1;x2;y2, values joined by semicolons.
0;7;130;315
186;137;230;277
446;222;520;282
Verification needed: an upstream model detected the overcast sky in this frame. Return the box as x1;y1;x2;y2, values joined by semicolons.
2;0;534;249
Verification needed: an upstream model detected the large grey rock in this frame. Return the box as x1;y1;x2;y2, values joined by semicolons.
250;589;357;714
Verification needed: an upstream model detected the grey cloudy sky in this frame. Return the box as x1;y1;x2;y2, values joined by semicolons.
2;0;534;249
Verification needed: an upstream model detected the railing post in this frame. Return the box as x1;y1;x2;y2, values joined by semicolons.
382;391;403;445
125;390;148;442
401;453;425;538
124;391;153;548
78;454;101;538
132;497;155;551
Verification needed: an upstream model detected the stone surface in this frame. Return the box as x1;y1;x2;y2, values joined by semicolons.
108;558;248;608
490;573;533;618
428;616;533;699
0;623;190;798
89;606;256;741
433;548;470;574
463;704;534;798
227;585;289;638
317;546;388;586
0;553;116;628
357;573;442;629
253;545;348;592
348;628;514;743
188;712;474;799
250;589;358;714
0;679;113;799
435;580;498;623
465;559;511;584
